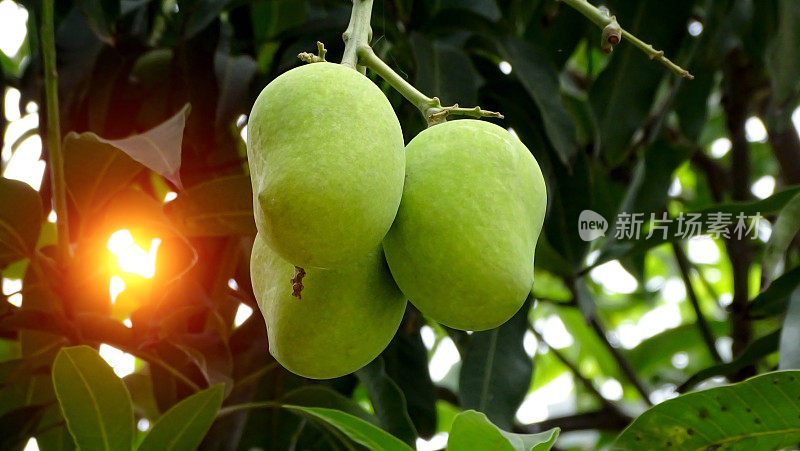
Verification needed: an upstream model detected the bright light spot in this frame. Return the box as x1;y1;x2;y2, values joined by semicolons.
3;112;38;162
671;352;689;369
516;373;574;423
25;101;37;114
719;293;733;307
645;276;664;292
597;5;610;16
745;117;767;142
137;418;150;432
758;220;772;242
615;322;641;349
123;318;133;328
163;191;177;202
420;325;435;350
236;114;248;128
668;177;682;197
586;250;600;266
108;229;135;254
109;276;126;304
2;278;21;295
649;383;678;404
688;236;719;264
498;61;512;74
709;138;731;158
536;315;573;349
429;337;459;382
3;135;45;189
234;303;253;327
716;336;733;361
228;278;238;290
687;19;703;36
590;260;638;294
793;107;800;135
751;175;775;199
508;128;519;140
600;378;623;400
0;0;28;57
523;330;538;357
7;292;21;307
240;125;248;143
47;210;56;223
109;230;161;279
99;344;136;377
639;304;682;339
23;438;38;451
5;87;20;121
417;433;448;451
662;277;686;304
704;268;721;283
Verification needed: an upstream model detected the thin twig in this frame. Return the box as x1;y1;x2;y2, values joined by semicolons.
217;400;282;418
560;0;693;79
672;243;723;363
528;325;625;415
588;317;652;405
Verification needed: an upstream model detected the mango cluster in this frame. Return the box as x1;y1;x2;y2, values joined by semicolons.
247;63;547;379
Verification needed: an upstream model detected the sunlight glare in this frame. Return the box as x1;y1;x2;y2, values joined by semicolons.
745;117;767;142
420;325;435;350
4;87;20;121
109;276;126;304
417;433;448;451
600;378;623;400
3;134;45;189
590;260;638;294
108;230;160;279
234;303;253;327
428;337;459;382
99;344;136;377
709;138;731;158
23;438;38;451
0;0;28;57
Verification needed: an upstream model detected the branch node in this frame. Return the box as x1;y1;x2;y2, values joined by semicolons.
601;16;621;53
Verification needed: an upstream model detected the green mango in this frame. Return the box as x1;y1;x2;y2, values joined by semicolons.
383;120;547;331
250;234;406;379
247;62;405;269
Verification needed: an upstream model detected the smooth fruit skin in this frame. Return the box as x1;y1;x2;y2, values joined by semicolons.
382;119;547;331
250;234;406;379
247;62;405;269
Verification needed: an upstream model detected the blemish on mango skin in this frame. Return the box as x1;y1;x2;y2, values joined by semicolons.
291;266;306;299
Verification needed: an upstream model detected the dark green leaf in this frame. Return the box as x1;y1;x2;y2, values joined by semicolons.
779;286;800;370
356;357;417;446
763;191;800;282
616;371;800;449
77;0;120;45
164;174;255;236
181;0;229;39
501;37;578;164
410;33;482;106
285;405;413;451
459;297;532;430
766;0;800;104
678;331;780;392
138;384;224;451
0;178;42;269
282;386;377;425
0;405;46;450
63;133;143;214
748;265;800;318
446;410;559;451
52;346;134;451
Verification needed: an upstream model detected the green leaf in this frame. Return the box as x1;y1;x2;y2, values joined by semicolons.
0;178;42;269
138;384;224;451
459;297;533;430
63;133;143;214
52;345;134;451
285;405;413;451
282;386;377;425
76;0;120;45
748;265;800;318
763;191;800;282
766;0;800;104
356;357;417;446
678;330;780;392
780;286;800;370
501;37;578;164
164;174;255;236
410;33;482;106
616;371;800;449
446;410;559;451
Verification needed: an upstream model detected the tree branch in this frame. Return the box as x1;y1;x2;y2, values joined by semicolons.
41;0;71;263
588;317;652;405
515;407;631;434
559;0;693;79
672;242;723;363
